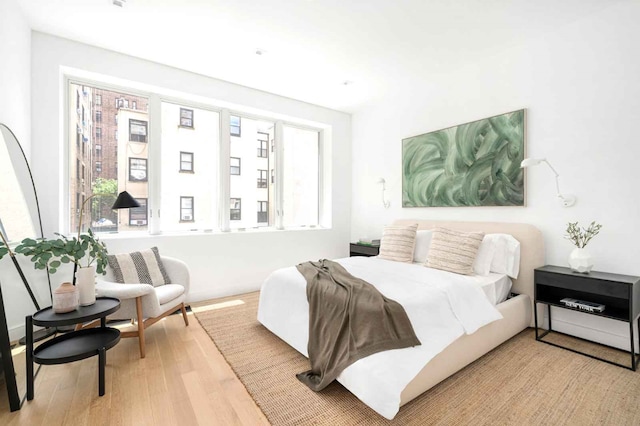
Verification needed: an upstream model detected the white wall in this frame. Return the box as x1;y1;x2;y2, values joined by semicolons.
5;32;351;341
0;0;30;151
351;2;640;350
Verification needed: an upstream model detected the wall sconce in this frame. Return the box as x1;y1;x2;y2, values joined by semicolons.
520;158;576;207
377;178;390;209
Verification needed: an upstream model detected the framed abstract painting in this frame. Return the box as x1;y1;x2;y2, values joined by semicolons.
402;109;525;207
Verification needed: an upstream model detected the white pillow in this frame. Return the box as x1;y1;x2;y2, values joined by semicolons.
378;224;419;263
486;234;521;278
413;230;433;263
472;238;495;276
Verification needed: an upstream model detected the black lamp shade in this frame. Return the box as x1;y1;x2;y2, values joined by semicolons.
112;191;140;209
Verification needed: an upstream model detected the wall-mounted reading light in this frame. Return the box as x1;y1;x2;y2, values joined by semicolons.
520;158;576;207
377;178;390;209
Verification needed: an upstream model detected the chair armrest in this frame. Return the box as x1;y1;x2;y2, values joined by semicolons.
96;280;155;299
161;256;190;296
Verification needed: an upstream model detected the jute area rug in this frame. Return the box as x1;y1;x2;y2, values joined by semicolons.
194;292;640;426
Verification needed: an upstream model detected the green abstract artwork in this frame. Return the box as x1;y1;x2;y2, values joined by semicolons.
402;109;525;207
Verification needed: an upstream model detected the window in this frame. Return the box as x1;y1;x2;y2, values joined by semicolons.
115;129;118;139
129;198;148;226
230;198;241;220
129;158;148;182
132;101;137;110
95;111;102;123
95;144;102;157
180;196;194;221
282;126;319;227
258;201;268;224
230;115;241;137
230;157;241;175
180;108;194;128
180;152;194;172
271;138;274;152
95;94;102;106
96;127;102;139
257;169;267;188
117;98;129;108
96;161;102;173
257;133;268;157
129;119;148;142
270;169;274;184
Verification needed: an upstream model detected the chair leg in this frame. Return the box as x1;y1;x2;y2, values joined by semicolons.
135;296;146;358
181;303;189;326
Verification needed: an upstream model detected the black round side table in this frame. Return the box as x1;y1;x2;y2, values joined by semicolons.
26;297;121;400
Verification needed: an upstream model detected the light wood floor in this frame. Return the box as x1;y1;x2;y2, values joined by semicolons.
0;308;269;425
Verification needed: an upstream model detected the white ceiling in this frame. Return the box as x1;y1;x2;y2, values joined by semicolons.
18;0;624;113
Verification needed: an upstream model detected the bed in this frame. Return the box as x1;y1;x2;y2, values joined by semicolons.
257;220;544;419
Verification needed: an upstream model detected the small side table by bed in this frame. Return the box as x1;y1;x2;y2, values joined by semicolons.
26;297;121;400
534;265;640;370
349;243;380;257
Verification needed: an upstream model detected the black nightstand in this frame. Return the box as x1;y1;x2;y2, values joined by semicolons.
534;265;640;370
349;243;380;257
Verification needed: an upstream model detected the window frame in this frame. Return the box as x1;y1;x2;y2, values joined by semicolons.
180;196;195;222
129;119;148;143
257;169;268;188
179;107;194;128
230;198;241;220
179;151;194;172
257;132;268;158
257;201;268;223
230;115;241;137
128;157;148;182
230;156;241;175
129;198;148;226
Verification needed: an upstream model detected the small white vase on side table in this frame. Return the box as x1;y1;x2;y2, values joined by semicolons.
76;265;97;306
569;248;593;273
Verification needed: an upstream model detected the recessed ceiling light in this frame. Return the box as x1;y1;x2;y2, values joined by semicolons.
342;80;354;86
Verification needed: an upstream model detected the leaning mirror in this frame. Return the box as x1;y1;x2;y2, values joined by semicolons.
0;123;53;411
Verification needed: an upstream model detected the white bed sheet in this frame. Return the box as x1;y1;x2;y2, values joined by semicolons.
473;272;512;305
257;256;503;420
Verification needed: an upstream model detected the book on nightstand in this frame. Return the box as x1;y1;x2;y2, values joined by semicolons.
560;298;605;313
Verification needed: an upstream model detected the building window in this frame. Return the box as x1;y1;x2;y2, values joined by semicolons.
96;127;102;139
129;198;148;226
230;198;241;220
230;115;241;137
180;196;194;221
129;119;148;142
95;111;102;123
230;157;241;175
115;129;118;139
96;161;102;173
117;98;129;108
132;101;137;110
95;144;102;157
271;138;274;152
180;108;194;128
257;169;267;188
95;94;102;106
129;158;148;182
180;151;194;172
76;159;80;179
258;201;268;223
257;132;268;157
271;169;274;184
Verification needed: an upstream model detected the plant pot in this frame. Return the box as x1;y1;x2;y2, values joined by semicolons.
569;248;593;273
77;266;96;306
52;282;79;313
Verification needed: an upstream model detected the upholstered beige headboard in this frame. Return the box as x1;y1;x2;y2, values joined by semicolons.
393;219;545;325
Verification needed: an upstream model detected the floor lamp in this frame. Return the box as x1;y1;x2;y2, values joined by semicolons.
72;191;140;285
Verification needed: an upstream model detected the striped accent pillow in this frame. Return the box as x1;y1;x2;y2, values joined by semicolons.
426;228;484;275
378;224;419;263
107;247;171;287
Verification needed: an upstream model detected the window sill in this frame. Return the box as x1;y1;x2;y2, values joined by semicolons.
178;125;195;130
95;225;330;240
179;170;195;174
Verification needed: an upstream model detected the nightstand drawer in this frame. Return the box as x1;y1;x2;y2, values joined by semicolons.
535;270;629;299
349;243;380;257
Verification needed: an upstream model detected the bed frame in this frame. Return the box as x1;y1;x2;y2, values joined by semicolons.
392;219;544;406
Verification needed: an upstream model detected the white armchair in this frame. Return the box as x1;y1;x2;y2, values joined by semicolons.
94;256;190;358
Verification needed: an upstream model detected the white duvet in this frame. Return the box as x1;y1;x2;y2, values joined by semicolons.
257;256;503;420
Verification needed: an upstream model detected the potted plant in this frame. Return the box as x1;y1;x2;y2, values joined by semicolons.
16;229;109;306
564;221;602;273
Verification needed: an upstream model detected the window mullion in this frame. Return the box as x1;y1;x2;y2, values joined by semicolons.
219;109;231;232
274;121;284;230
148;94;162;235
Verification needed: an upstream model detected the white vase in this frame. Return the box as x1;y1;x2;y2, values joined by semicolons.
76;266;96;306
569;248;593;273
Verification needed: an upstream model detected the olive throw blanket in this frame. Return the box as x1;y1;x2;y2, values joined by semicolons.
296;259;421;391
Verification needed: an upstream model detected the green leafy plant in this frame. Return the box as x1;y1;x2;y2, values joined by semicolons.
0;240;8;260
16;229;109;274
564;221;602;249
